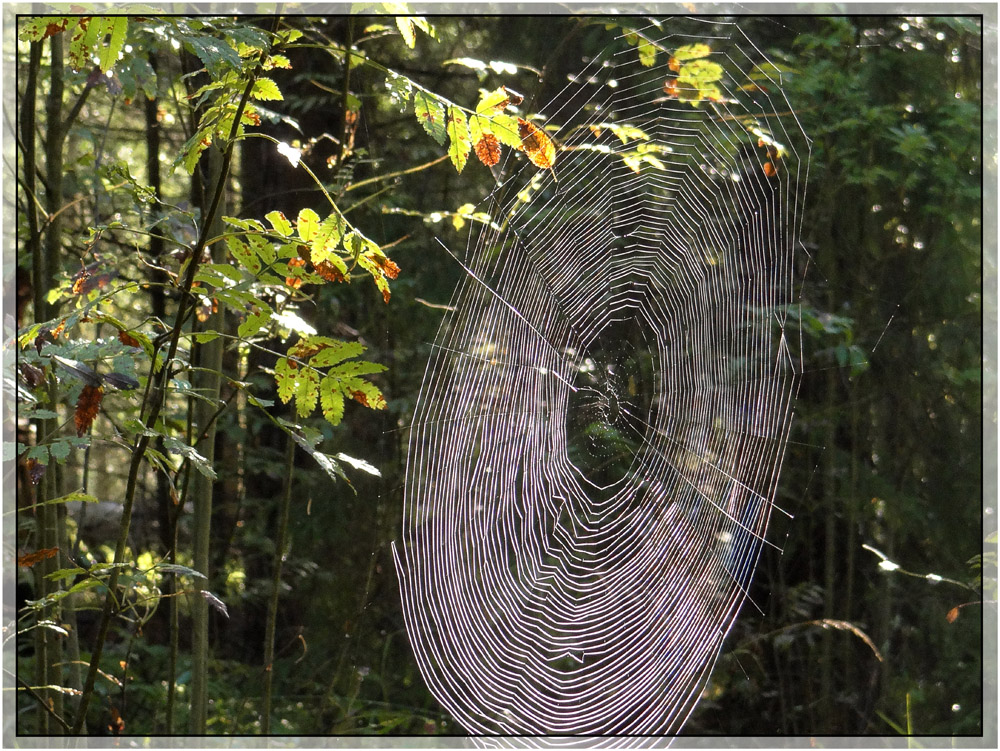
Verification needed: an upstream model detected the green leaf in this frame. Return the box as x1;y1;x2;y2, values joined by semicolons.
343;378;386;410
320;379;345;425
238;307;271;338
395;16;416;48
413;90;447;146
163;438;217;479
48;440;72;462
225;236;261;274
309;340;366;367
297;208;320;243
489;114;522;149
678;59;724;86
265;210;293;237
179;131;211;174
447;107;472;173
476;87;510;115
637;38;656;67
329;360;388;378
294;367;320;418
45;567;85;582
18;17;72;42
275;358;297;404
66;578;103;596
247;233;276;265
251;77;283;101
182;33;243;78
68;17;97;71
672;43;712;63
310;213;346;265
99;17;128;74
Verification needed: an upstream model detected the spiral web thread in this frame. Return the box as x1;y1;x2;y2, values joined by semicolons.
393;19;811;738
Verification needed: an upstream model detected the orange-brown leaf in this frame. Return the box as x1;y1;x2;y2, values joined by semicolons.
502;85;523;106
314;261;346;283
946;606;960;623
668;56;681;72
663;78;679;98
763;161;778;178
374;255;401;280
474;134;502;167
351;390;386;409
118;331;140;348
285;257;307;288
74;384;104;436
517;118;556;170
18;547;59;568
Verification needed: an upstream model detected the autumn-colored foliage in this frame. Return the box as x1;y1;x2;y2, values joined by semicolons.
517;118;556;170
74;384;105;436
18;547;59;568
118;331;141;348
474;133;502;167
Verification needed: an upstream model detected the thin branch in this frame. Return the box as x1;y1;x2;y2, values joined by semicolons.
345;153;449;193
16;676;74;733
70;42;272;736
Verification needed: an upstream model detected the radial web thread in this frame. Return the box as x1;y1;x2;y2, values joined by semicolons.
394;20;812;738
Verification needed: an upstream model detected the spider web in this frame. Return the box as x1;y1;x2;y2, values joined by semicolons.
393;18;811;738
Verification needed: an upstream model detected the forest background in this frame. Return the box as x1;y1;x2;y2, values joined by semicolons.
6;8;991;740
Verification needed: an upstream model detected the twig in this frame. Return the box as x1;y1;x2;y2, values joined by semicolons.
17;676;73;733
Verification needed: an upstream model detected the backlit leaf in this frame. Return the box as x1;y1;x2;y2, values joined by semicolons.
296;208;321;243
345;379;387;410
517;118;556;169
446;107;472;173
275;357;297;404
309;340;366;367
18;17;72;42
265;210;293;237
489;114;523;149
637;38;656;67
251;77;283;101
395;16;416;48
320;379;346;425
474;134;502;167
476;87;510;116
413;90;447;145
225;236;261;274
238;307;271;338
677;59;724;86
672;43;712;63
294;367;320;417
99;17;128;74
